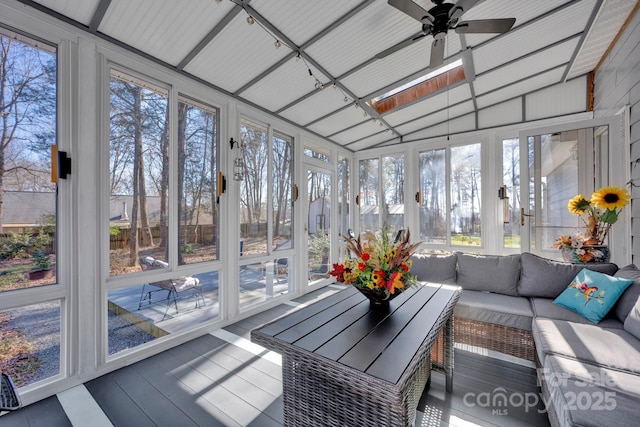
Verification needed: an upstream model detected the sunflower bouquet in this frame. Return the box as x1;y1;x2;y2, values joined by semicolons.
553;186;630;256
329;225;421;301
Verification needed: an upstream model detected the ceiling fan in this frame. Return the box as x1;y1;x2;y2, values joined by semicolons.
377;0;516;67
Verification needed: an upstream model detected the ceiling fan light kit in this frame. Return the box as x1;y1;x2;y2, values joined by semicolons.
381;0;516;68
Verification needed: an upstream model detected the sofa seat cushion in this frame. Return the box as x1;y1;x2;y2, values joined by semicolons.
453;290;533;331
518;252;618;298
530;298;623;329
456;253;520;296
410;253;457;285
544;355;640;427
532;318;640;373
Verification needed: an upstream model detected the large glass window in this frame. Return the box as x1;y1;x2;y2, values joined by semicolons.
272;132;293;251
358;154;405;233
418;143;482;249
107;74;221;356
337;156;350;259
451;144;481;246
0;28;57;291
419;149;446;244
307;168;331;283
109;70;169;276
382;155;405;230
0;27;60;388
238;119;294;309
239;121;268;256
502;138;521;248
358;158;379;232
177;96;219;265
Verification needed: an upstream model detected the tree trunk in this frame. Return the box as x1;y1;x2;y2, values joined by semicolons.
159;106;170;250
138;142;153;247
176;103;187;264
128;87;142;266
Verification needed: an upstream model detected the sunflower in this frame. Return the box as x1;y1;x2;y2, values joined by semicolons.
567;194;591;215
591;186;630;211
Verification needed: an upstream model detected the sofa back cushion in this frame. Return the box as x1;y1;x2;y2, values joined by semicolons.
456;253;520;296
410;253;457;284
623;295;640;340
613;264;640;322
518;252;618;298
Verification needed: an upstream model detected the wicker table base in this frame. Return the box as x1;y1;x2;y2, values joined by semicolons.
281;353;431;427
252;283;461;427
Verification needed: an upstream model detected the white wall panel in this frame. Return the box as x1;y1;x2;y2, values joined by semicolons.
252;0;358;47
34;0;100;25
476;67;565;109
526;75;587;121
474;37;579;95
279;89;348;125
462;0;564;47
304;0;421;78
100;0;233;66
307;105;367;136
593;8;640;263
347;132;396;151
479;98;522;128
240;57;328;112
567;0;638;79
331;119;381;145
472;0;596;74
184;13;290;93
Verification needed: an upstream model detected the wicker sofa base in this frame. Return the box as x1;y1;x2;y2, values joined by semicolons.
454;317;536;362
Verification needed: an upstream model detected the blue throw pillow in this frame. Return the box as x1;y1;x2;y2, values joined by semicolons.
553;269;633;323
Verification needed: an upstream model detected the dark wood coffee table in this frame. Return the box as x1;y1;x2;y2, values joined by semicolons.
251;282;461;427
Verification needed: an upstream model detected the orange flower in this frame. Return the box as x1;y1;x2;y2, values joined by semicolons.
358;262;366;271
387;271;405;294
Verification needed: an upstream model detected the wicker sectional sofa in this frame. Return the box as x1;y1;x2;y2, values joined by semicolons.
411;251;640;427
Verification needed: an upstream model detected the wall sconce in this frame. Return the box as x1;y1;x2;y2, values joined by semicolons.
233;158;244;181
230;137;244;181
570;146;578;160
498;185;510;224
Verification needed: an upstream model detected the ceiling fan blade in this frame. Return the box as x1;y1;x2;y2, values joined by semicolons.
449;0;482;22
376;33;428;59
455;18;516;34
430;38;445;68
388;0;432;23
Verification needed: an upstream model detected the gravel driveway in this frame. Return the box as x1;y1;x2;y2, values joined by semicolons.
4;302;156;385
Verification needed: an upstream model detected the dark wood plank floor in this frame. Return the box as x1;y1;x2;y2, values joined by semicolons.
1;286;550;426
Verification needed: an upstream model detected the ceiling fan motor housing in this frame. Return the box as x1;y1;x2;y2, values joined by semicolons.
430;2;454;36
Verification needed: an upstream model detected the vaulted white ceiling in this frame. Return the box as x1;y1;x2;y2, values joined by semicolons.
21;0;639;151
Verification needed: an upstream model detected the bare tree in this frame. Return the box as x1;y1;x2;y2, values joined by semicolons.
272;135;292;240
0;36;56;232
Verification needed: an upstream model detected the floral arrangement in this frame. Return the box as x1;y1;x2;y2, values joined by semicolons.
552;186;630;261
329;225;421;301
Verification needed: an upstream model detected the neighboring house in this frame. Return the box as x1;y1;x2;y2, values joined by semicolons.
0;192;176;228
1;191;55;228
